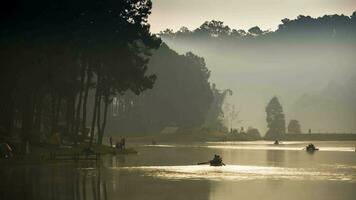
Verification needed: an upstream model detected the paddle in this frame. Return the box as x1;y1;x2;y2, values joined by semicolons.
197;161;210;165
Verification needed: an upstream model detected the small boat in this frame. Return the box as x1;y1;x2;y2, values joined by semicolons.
274;140;280;145
198;154;225;166
305;143;319;152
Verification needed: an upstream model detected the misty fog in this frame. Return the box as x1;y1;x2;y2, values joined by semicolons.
160;14;356;134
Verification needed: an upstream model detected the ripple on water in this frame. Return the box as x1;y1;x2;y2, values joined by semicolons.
112;165;356;182
142;143;356;152
142;144;177;148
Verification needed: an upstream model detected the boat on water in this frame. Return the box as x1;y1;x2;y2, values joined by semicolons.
198;154;225;166
305;143;319;152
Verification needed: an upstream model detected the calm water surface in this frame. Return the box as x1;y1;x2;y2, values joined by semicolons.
1;141;356;200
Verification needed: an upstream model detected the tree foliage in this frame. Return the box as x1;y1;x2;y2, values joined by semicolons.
0;0;161;145
265;97;286;138
287;119;302;134
160;12;356;41
107;44;217;134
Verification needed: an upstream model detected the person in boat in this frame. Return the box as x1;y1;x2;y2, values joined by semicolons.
198;154;225;166
306;143;318;151
210;154;225;166
274;140;279;145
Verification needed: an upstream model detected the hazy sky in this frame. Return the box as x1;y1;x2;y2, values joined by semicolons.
149;0;356;33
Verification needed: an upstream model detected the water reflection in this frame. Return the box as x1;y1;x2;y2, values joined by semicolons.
0;162;108;200
143;142;356;152
266;150;285;166
114;164;356;182
1;141;356;200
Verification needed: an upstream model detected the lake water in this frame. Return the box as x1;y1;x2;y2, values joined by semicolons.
1;141;356;200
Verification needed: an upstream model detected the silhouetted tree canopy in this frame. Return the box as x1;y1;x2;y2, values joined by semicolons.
0;0;161;146
106;44;217;134
158;11;356;134
265;97;286;139
288;120;301;134
160;12;356;41
246;127;261;139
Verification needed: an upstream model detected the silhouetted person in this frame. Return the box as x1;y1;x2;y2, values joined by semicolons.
306;143;318;152
109;137;113;147
121;137;126;149
0;142;13;159
115;141;121;149
210;154;225;166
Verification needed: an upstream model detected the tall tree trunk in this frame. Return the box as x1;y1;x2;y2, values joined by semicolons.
54;96;62;132
98;96;109;145
33;92;44;132
96;95;102;144
74;64;85;144
89;76;100;146
1;91;15;136
70;95;76;136
82;66;92;137
50;93;56;134
65;98;71;137
21;92;34;144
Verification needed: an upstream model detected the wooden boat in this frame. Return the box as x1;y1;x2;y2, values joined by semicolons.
305;143;319;152
198;155;225;166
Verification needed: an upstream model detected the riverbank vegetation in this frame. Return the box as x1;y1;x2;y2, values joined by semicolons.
159;12;356;134
0;0;230;157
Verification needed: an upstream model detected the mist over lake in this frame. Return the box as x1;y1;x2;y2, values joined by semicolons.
1;1;356;200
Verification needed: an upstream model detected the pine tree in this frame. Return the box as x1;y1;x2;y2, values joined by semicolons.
288;120;302;134
265;96;285;139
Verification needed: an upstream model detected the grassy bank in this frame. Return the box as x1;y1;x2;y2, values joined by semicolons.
1;142;137;163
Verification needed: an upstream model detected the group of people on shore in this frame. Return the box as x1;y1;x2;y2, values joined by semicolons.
109;137;126;150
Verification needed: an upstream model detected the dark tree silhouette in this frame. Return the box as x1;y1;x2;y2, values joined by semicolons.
0;0;161;147
160;12;356;41
204;85;232;132
288;119;302;134
106;44;215;134
246;127;261;139
265;96;286;139
248;26;263;36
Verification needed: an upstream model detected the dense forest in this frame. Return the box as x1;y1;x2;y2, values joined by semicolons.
0;0;227;145
159;12;356;133
106;44;228;134
1;0;355;145
160;12;356;41
0;0;162;145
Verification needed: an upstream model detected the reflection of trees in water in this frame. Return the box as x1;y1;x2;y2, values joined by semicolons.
0;162;109;200
265;150;286;190
81;165;108;200
266;150;285;166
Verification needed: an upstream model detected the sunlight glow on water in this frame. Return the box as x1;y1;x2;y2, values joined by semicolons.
143;144;177;148
204;145;356;152
206;141;307;145
142;143;356;152
113;165;356;182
